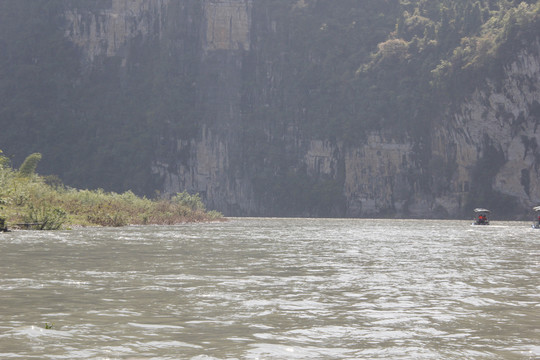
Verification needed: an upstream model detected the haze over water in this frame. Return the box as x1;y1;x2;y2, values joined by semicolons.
0;218;538;359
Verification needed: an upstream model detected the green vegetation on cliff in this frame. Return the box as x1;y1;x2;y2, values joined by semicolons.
0;152;223;230
271;0;540;140
243;0;540;215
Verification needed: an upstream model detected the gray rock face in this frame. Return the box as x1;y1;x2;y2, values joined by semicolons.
63;1;540;218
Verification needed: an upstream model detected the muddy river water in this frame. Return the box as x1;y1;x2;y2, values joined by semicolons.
0;218;538;359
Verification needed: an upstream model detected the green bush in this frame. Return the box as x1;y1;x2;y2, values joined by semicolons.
18;153;42;178
23;204;67;230
0;150;224;228
172;191;205;211
87;210;128;227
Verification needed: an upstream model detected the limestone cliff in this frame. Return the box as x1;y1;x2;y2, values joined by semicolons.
298;39;540;218
58;1;540;218
432;39;540;216
65;0;170;64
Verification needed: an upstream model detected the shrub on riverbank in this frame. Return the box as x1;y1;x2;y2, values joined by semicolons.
0;152;224;229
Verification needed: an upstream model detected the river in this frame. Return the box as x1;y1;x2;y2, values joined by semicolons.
0;218;538;359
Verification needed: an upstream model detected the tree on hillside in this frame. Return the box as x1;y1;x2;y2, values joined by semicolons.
18;153;42;178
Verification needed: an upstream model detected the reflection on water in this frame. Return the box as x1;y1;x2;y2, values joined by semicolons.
0;218;538;359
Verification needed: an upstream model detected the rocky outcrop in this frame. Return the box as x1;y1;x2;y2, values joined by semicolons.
344;134;414;217
203;0;252;52
431;39;540;216
152;0;255;215
152;125;256;215
341;40;540;218
64;0;170;64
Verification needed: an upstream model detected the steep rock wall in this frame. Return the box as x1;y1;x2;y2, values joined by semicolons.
61;1;540;218
64;0;257;215
203;0;252;51
432;38;540;217
152;0;256;215
65;0;170;64
344;134;415;217
279;38;540;218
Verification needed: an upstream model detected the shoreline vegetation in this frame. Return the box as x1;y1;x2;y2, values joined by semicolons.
0;151;224;230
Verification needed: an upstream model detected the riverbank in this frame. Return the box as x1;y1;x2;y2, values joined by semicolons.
0;153;223;230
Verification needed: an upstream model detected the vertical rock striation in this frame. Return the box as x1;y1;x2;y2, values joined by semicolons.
65;0;170;64
432;39;540;215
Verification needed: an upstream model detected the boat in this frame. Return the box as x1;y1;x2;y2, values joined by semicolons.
473;208;490;225
532;206;540;229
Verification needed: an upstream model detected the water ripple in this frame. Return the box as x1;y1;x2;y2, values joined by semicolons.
0;219;538;359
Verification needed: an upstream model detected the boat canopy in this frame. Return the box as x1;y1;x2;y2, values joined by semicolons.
533;206;540;212
474;208;491;213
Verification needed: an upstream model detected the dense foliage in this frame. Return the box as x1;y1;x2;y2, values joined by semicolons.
0;151;223;229
269;0;540;139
